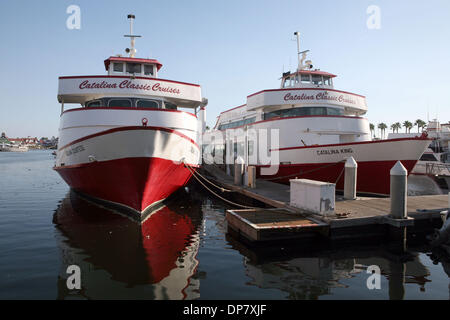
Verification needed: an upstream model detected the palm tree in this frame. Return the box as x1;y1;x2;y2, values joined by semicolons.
403;121;413;133
369;123;375;138
415;119;426;133
390;122;402;133
378;123;387;139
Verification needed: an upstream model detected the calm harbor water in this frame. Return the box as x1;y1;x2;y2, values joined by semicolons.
0;150;449;299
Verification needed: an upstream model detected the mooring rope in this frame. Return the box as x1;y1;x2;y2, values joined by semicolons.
184;162;234;193
183;162;259;209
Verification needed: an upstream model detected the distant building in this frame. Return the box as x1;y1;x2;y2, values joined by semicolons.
0;132;10;144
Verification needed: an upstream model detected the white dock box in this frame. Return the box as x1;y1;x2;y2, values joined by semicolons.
289;179;335;216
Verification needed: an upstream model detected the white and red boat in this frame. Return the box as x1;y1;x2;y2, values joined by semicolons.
204;32;429;196
54;15;206;219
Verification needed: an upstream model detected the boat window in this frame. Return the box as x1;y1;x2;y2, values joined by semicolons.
144;65;154;76
113;63;124;72
283;77;290;88
310;107;327;115
301;74;311;84
419;153;438;161
137;99;160;109
264;107;343;120
164;102;177;110
218;117;256;130
312;75;322;85
108;99;132;108
86;100;103;108
326;107;344;116
323;76;331;86
126;63;141;74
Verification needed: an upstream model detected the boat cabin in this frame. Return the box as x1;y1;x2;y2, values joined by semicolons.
104;56;163;78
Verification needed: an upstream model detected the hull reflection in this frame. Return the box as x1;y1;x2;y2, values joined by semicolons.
53;190;202;299
227;235;433;300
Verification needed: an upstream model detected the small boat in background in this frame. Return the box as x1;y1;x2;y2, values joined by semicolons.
0;143;28;152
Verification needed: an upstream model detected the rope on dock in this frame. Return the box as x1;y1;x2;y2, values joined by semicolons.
183;162;260;209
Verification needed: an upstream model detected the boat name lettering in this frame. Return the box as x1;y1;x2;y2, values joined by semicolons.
79;80;117;89
78;80;181;95
316;148;353;155
65;145;85;156
284;91;357;105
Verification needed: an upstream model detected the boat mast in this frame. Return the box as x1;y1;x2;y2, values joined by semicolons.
124;14;141;58
294;31;309;71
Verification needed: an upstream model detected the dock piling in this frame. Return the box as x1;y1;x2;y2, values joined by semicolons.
247;166;256;188
390;161;408;219
344;157;357;200
234;156;244;185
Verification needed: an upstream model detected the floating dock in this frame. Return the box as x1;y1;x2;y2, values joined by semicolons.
201;165;448;243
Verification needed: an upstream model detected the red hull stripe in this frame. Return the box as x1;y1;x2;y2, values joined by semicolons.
58;126;199;151
247;87;366;99
257;159;418;195
270;136;430;151
61;106;197;118
58;75;200;87
219;104;246;114
54;157;194;212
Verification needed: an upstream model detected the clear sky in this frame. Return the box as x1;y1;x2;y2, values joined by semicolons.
1;0;449;138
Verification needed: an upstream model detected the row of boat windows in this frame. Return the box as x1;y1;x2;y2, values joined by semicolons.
264;107;344;120
85;98;177;110
218;117;256;130
217;107;345;130
113;63;154;76
283;74;333;88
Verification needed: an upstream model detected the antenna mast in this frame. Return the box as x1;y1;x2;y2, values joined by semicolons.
124;14;141;58
294;31;310;71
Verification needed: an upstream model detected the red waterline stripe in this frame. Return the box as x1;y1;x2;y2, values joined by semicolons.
61;106;197;118
58;126;199;151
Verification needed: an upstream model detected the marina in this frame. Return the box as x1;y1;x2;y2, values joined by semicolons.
1;1;450;303
0;150;449;300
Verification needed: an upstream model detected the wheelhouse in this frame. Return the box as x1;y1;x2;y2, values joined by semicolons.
104;56;163;78
281;70;336;89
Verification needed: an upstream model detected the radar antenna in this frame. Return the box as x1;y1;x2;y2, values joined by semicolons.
124;14;141;58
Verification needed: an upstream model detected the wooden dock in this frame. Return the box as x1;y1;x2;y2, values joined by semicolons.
226;208;328;242
201;165;449;242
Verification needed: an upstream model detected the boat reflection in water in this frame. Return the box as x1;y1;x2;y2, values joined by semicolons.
53;190;203;299
227;235;442;300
